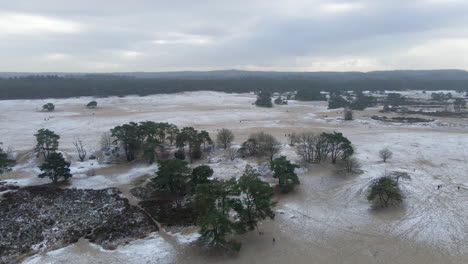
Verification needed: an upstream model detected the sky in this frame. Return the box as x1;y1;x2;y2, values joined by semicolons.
1;0;468;72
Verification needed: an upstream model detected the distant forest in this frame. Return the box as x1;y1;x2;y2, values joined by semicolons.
1;70;467;100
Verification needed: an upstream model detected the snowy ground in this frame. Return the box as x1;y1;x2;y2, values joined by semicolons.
1;91;467;264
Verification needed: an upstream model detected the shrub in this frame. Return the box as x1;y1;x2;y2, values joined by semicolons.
174;150;186;160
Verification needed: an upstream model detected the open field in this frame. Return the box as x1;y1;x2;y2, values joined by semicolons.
1;91;467;264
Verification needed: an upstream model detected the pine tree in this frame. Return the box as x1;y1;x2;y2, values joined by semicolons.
0;145;15;174
270;156;300;193
236;165;276;230
34;129;60;159
38;152;72;183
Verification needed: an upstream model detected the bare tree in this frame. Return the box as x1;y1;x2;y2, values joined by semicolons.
100;132;113;151
379;148;393;163
224;146;238;161
216;128;234;149
343;157;361;173
73;137;87;162
287;132;299;146
297;132;319;163
262;133;281;161
239;132;280;161
389;171;411;184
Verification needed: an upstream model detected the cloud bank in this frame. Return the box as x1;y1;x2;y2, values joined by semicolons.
0;0;467;72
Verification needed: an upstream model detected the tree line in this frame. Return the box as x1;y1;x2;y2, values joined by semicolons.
1;75;467;100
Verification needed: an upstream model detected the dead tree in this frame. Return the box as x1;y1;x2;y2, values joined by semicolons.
73;138;87;162
379;148;393;163
344;157;361;173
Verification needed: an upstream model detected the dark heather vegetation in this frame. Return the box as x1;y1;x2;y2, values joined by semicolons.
1;70;467;100
0;187;157;263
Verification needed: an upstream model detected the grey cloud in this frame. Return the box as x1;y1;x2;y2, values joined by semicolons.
0;0;467;71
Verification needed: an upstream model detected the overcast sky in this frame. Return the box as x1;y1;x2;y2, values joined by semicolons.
1;0;467;72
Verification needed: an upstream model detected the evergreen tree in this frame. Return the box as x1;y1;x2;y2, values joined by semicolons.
236;165;276;230
34;129;60;159
110;122;141;161
86;101;97;108
152;159;191;197
166;124;179;146
195;178;241;250
191;165;213;187
42;103;55;111
38;152;72;183
270;156;300;193
328;95;349;109
0;144;15;174
349;92;376;110
367;176;403;207
321;132;354;163
198;130;212;151
176;127;199;162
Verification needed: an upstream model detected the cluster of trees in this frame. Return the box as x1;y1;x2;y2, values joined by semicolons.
274;96;288;105
110;122;211;163
431;92;452;102
42;103;55;112
453;98;467;111
195;165;276;250
386;93;406;106
34;129;72;183
328;91;376;110
295;88;326;101
150;161;276;250
289;131;354;164
255;91;273;107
